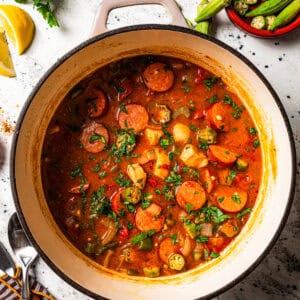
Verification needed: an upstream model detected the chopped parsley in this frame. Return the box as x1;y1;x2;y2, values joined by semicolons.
231;193;241;204
91;163;101;173
119;104;128;113
189;125;196;132
141;198;151;209
206;94;218;104
253;140;260;148
226;170;237;184
210;251;220;258
237;208;252;219
114;173;130;187
203;76;219;91
185;203;194;213
249;127;258;135
110;129;136;157
223;94;243;119
218;196;225;203
196;236;209;243
165;171;182;187
200;206;231;224
198;138;209;150
89;185;112;218
131;230;156;245
183;86;191;93
89;133;106;144
170;234;177;245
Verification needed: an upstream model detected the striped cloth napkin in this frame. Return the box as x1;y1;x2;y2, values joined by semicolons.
0;266;55;300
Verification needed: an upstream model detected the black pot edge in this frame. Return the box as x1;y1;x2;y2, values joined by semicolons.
9;24;297;300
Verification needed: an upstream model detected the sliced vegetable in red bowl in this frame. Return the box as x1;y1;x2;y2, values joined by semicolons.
226;0;300;38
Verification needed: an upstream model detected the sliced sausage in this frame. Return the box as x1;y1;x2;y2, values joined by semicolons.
212;185;247;213
87;89;107;118
176;181;206;211
80;121;109;153
143;63;174;92
159;237;178;264
208;145;238;167
206;102;230;132
135;203;165;232
118;104;149;133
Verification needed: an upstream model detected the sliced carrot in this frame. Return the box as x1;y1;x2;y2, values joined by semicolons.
200;168;217;193
159;237;178;264
208;145;238;167
68;182;90;194
80;121;109;153
110;188;126;216
118;104;149;133
212;185;247;213
206;102;230;132
135;203;165;232
176;181;206;211
143;62;174;92
87;88;107;118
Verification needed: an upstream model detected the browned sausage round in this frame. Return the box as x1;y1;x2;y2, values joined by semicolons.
80;121;109;153
87;88;107;118
143;63;174;92
118;104;149;133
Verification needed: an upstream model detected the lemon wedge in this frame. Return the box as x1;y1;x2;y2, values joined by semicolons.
0;5;35;55
0;30;15;77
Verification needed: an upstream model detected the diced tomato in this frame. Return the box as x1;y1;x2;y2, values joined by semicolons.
118;226;129;240
160;164;169;170
148;178;158;188
194;67;207;85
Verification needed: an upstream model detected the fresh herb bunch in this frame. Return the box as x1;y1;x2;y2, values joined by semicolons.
14;0;59;27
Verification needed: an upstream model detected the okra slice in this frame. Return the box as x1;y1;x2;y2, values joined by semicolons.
266;15;277;30
234;0;249;16
250;16;266;29
244;0;258;4
168;253;186;271
143;266;160;277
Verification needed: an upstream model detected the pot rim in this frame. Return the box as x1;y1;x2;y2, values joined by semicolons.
10;24;297;300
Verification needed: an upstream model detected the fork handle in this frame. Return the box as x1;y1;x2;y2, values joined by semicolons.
21;265;30;300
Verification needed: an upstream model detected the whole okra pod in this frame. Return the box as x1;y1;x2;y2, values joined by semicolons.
195;0;212;35
245;0;293;17
195;0;232;22
270;0;300;30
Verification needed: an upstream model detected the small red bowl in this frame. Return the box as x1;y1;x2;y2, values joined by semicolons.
226;7;300;38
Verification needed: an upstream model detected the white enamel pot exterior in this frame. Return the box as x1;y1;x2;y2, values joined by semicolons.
10;25;296;300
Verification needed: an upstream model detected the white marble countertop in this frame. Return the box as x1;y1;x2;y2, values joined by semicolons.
0;0;299;299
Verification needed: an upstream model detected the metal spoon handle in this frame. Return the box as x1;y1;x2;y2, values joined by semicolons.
21;265;30;300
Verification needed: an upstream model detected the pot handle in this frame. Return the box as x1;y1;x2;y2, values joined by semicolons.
90;0;187;37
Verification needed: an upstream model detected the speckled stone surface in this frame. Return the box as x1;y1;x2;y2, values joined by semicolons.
0;0;299;299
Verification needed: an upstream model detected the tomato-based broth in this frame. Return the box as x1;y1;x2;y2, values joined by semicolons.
42;56;262;277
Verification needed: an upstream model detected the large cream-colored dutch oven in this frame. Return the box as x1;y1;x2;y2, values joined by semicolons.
10;0;296;299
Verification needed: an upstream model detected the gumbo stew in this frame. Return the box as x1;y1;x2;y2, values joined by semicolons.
42;56;262;277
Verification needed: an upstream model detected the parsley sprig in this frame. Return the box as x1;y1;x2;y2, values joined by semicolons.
15;0;59;27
